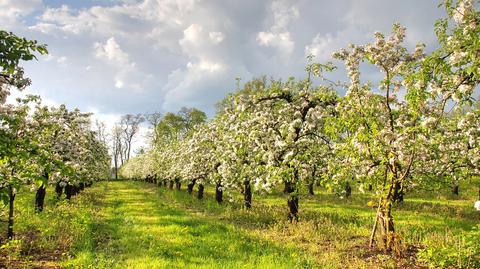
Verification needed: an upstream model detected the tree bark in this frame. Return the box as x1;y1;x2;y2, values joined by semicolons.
187;179;196;194
285;181;298;222
35;184;47;213
345;181;352;198
35;172;48;212
65;184;73;200
244;179;252;209
308;182;314;195
72;185;79;196
372;168;401;252
55;183;63;199
371;165;402;252
175;177;181;190
392;182;403;203
114;159;118;180
168;180;174;190
378;201;396;252
215;182;223;203
7;186;15;239
452;184;459;195
197;184;204;199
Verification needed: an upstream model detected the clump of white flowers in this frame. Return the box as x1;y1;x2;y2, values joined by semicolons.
475;201;480;211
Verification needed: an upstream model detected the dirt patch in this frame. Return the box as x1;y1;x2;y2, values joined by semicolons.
0;229;66;268
357;243;427;269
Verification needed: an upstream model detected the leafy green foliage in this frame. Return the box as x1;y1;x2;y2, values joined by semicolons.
418;224;480;268
0;30;48;103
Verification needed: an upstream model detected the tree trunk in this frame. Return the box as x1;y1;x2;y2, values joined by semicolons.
370;175;400;253
308;182;314;195
114;160;118;180
283;181;288;193
175;177;181;190
215;182;223;203
168;180;174;190
197;184;204;199
72;185;78;196
7;186;15;239
55;183;63;199
285;181;298;222
368;184;373;191
35;172;48;212
392;182;403;203
370;165;402;252
35;184;46;213
452;184;459;195
345;181;352;198
244;179;252;209
65;184;73;200
187;179;196;194
378;201;396;252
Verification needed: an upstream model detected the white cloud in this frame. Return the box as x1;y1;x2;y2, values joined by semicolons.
182;24;202;44
162;62;228;111
257;31;295;57
270;0;299;32
93;37;146;91
42;53;68;67
305;34;336;61
3;0;444;128
0;0;42;26
179;24;224;61
256;0;299;61
115;80;124;89
28;23;58;34
94;37;131;65
209;31;225;44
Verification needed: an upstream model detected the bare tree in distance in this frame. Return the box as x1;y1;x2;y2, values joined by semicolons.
94;120;108;144
111;124;123;180
120;113;145;161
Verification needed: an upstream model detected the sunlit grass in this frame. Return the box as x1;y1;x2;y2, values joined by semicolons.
63;181;314;268
1;180;478;268
157;181;479;268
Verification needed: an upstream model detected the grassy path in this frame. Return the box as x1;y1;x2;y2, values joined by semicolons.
66;181;312;268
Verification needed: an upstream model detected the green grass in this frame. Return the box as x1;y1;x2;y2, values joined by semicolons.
0;185;100;268
64;181;313;268
1;180;479;268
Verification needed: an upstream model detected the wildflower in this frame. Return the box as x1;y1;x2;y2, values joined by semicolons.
475;201;480;211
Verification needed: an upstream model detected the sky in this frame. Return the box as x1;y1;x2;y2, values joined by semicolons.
1;0;446;150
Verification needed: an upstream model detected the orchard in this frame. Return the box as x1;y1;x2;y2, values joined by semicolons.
1;0;480;268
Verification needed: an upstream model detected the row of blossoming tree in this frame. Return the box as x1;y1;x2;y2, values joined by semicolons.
120;0;479;252
0;30;111;240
